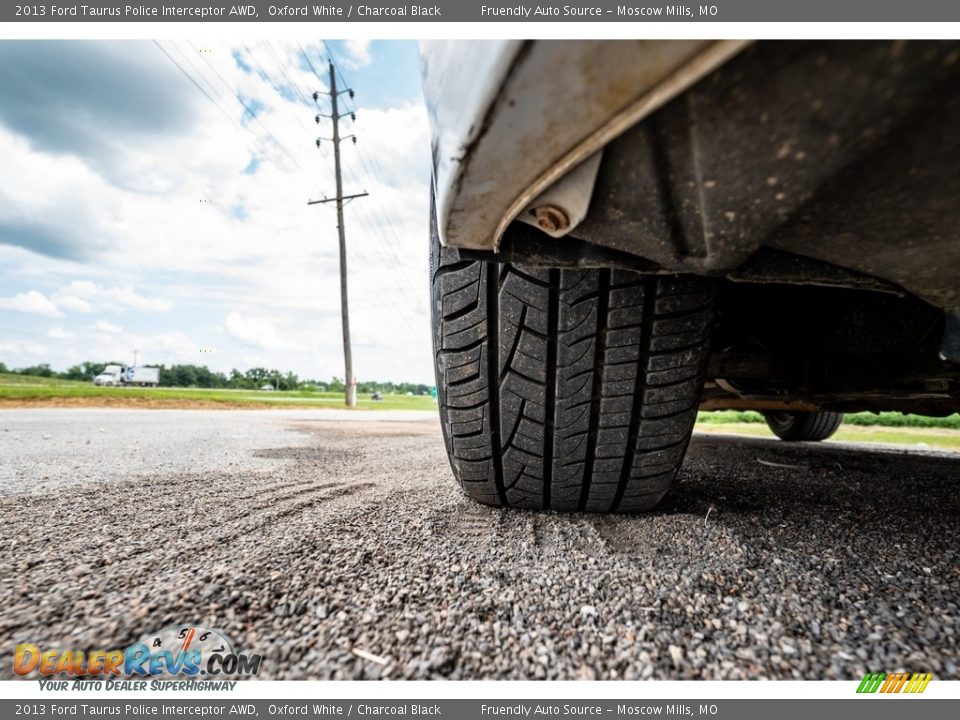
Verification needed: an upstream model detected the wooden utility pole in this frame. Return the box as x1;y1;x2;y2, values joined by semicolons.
309;61;367;407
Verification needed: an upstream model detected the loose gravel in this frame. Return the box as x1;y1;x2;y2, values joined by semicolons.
0;409;957;680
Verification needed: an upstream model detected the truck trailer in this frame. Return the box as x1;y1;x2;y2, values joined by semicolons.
92;365;160;387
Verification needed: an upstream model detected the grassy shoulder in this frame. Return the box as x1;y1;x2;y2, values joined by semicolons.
698;409;960;429
3;374;959;449
696;416;960;451
0;373;89;387
0;374;436;410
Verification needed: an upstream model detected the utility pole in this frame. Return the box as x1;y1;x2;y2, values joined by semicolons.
309;61;367;408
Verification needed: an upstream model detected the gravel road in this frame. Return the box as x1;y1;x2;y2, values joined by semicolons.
1;408;957;680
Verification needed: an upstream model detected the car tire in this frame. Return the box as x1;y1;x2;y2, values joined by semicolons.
430;206;714;512
762;410;843;441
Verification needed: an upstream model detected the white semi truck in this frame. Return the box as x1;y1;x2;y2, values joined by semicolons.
93;365;160;387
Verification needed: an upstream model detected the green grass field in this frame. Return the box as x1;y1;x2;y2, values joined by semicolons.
695;421;960;450
696;410;960;451
2;373;959;449
0;373;89;387
697;409;960;429
0;373;436;410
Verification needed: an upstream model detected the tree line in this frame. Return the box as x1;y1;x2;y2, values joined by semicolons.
0;360;433;395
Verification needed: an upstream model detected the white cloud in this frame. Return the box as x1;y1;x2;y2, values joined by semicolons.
75;329;199;369
52;281;97;312
60;280;97;297
224;312;282;350
0;290;61;317
55;296;92;313
0;283;168;319
343;40;373;68
47;326;77;340
50;281;170;314
92;320;122;334
98;286;171;312
0;340;48;357
0;41;434;382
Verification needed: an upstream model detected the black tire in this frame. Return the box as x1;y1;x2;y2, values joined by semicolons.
430;212;714;512
762;411;843;441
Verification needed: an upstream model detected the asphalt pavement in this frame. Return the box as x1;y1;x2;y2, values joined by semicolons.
0;408;957;680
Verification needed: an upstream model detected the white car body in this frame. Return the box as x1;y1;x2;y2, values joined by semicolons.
420;40;746;253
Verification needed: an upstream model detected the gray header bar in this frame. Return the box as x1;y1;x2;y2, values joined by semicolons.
5;0;960;22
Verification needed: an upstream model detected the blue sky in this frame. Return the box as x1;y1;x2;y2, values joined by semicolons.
0;40;434;383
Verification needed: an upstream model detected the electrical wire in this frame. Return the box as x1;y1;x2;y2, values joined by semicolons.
154;39;426;340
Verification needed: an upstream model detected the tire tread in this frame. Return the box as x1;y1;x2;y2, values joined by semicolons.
431;219;713;512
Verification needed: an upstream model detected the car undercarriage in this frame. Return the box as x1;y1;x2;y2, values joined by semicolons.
460;40;960;418
426;40;960;511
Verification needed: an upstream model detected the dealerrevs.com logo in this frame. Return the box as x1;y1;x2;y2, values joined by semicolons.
14;625;262;679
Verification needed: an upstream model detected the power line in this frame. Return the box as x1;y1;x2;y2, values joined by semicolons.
154;39;425;343
317;44;423;293
297;41;327;87
299;43;424;323
310;40;413;278
158;40;334;199
153;41;280;173
153;41;244;134
263;40;314;107
184;39;307;174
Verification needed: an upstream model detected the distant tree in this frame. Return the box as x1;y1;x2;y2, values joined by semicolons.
8;357;430;392
85;362;109;379
62;365;87;381
173;365;198;387
244;367;270;385
158;365;175;386
227;368;251;389
191;364;226;388
17;364;53;377
153;364;228;388
278;371;299;391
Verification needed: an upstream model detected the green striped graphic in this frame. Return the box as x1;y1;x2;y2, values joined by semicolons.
857;672;886;693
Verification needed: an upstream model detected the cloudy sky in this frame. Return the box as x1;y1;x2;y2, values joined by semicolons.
0;40;434;383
